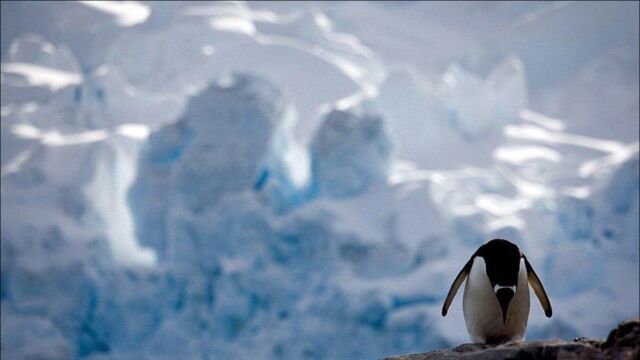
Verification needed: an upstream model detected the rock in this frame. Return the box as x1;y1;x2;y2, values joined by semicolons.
601;318;640;360
382;318;639;360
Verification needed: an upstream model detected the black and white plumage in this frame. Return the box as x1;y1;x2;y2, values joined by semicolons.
441;239;552;344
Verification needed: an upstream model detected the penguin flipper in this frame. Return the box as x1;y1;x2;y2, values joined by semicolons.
523;255;553;317
441;256;473;316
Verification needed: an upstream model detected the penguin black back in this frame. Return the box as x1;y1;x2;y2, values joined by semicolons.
475;239;521;288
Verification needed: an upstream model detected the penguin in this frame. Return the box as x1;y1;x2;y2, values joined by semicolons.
441;239;552;344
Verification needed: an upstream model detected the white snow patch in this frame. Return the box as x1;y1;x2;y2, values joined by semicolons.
1;62;83;91
78;1;150;26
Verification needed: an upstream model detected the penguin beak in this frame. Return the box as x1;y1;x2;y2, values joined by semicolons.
495;288;514;324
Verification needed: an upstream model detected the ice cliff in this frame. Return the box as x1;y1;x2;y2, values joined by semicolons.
1;2;638;359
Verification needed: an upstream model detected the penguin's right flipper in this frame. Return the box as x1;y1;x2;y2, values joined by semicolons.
441;256;474;316
523;255;553;317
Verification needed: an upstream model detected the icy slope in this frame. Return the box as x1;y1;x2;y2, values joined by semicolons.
1;2;638;360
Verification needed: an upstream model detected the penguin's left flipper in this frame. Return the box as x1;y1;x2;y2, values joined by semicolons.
442;256;474;316
523;255;553;317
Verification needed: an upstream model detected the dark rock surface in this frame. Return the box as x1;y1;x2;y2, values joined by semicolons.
382;318;639;360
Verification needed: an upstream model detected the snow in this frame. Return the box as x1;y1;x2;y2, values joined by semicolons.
310;107;391;198
1;2;638;359
1;63;83;91
77;1;150;27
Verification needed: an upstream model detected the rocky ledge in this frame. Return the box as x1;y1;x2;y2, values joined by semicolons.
383;318;639;360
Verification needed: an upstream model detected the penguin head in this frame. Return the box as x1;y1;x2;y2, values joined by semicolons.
476;239;522;323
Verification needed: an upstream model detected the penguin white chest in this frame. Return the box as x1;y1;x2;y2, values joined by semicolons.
462;257;530;343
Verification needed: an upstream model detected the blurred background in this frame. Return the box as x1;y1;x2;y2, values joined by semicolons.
1;1;638;359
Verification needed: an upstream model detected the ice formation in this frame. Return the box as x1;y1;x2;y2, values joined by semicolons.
1;2;638;359
310;108;391;198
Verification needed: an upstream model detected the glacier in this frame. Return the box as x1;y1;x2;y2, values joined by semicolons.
1;1;638;360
